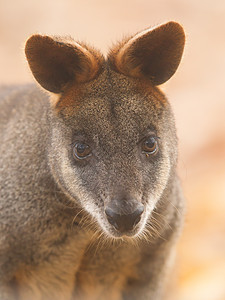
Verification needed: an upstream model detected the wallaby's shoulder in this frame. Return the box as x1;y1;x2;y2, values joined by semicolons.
0;84;48;123
0;83;42;104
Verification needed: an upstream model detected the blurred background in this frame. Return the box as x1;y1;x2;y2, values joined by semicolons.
0;0;225;299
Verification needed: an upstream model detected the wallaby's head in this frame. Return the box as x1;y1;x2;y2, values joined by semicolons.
25;21;185;239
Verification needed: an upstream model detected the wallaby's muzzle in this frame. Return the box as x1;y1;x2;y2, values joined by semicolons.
105;200;144;233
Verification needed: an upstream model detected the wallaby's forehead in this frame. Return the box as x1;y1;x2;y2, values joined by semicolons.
61;70;167;139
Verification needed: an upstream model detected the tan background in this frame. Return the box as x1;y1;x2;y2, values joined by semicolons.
1;0;225;299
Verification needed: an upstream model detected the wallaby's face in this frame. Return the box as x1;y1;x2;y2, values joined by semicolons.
25;22;185;238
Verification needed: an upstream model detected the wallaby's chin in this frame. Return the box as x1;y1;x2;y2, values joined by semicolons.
101;224;142;239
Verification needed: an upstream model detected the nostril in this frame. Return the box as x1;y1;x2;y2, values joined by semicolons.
105;208;120;230
105;207;115;219
135;206;144;217
133;215;141;227
132;206;144;227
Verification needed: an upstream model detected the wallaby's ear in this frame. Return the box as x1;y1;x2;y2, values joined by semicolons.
25;35;104;93
108;21;185;85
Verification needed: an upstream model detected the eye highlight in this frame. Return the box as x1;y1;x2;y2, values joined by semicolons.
141;136;159;155
73;142;92;160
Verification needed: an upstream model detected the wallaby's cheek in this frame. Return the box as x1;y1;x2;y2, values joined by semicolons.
148;151;171;202
47;127;106;229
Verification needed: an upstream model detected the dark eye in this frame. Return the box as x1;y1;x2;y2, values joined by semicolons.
73;142;92;160
142;137;158;155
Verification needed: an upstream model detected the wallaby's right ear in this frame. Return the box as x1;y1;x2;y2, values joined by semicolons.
25;35;104;93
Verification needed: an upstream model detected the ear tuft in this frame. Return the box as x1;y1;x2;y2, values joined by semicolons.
108;21;185;85
25;35;104;93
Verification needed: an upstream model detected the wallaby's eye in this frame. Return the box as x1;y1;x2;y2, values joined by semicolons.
142;137;158;155
73;142;92;160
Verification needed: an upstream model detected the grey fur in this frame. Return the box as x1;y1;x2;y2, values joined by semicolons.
0;22;185;300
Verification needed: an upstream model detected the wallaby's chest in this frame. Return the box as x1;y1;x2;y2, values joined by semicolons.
17;232;141;300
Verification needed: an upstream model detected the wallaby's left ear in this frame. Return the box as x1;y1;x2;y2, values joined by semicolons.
108;21;185;85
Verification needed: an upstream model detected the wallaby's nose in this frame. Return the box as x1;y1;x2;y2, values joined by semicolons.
105;205;144;232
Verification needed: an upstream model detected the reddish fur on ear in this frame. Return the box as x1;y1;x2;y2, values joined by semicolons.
25;35;104;94
108;21;185;85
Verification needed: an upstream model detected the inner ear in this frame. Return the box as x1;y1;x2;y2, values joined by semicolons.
25;35;104;93
108;21;185;85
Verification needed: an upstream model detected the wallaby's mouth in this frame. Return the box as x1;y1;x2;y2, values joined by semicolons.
103;217;145;238
106;226;143;238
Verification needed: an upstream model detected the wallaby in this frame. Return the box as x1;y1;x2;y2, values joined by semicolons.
0;21;185;300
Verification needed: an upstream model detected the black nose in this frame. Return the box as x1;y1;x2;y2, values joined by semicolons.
105;205;144;232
